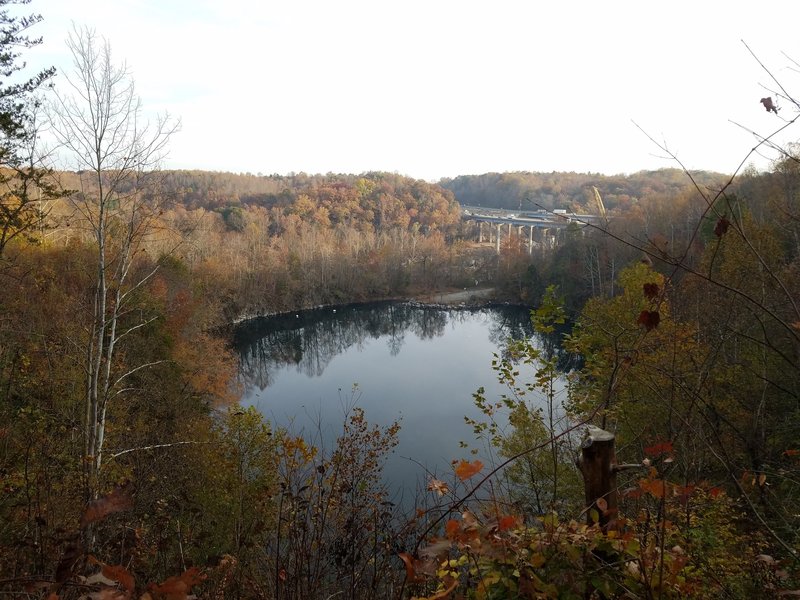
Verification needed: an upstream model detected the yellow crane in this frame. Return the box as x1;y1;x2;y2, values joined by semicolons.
592;186;607;222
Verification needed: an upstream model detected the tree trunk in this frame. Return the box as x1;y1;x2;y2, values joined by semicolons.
576;426;618;531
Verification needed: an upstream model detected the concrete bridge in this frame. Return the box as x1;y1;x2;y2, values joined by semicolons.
461;206;604;254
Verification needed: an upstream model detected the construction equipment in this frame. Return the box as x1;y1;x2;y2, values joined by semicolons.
592;186;607;221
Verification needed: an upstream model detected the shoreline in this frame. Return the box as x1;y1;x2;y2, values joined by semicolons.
230;287;508;327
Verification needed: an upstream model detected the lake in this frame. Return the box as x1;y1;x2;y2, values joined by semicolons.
233;302;561;503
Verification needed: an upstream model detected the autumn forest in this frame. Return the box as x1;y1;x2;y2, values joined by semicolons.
1;3;800;599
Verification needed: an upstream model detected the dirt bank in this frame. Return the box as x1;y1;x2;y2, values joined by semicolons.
413;287;496;306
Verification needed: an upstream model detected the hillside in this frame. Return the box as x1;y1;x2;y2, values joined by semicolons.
440;168;730;212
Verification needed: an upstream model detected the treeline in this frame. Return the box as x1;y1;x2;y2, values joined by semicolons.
441;168;728;212
55;169;463;232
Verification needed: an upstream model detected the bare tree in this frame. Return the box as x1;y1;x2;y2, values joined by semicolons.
49;25;179;497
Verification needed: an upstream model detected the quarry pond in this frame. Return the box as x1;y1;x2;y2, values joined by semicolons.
233;302;565;502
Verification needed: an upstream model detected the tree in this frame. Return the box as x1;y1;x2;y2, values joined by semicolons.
0;0;60;261
49;25;178;498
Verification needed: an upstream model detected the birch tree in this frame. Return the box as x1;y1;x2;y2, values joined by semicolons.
49;26;179;497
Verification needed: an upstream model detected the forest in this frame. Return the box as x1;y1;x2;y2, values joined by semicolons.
1;2;799;599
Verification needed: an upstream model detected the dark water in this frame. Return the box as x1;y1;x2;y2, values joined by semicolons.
233;302;549;501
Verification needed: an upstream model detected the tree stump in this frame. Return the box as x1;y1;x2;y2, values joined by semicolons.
576;426;618;531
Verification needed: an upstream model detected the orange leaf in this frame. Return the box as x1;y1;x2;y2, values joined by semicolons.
398;552;420;583
148;567;206;600
644;441;673;456
498;515;518;531
445;519;461;539
102;564;135;593
81;483;134;527
426;578;458;599
454;459;484;480
639;478;667;498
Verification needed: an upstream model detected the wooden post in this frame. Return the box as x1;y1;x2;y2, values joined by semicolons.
576;426;618;531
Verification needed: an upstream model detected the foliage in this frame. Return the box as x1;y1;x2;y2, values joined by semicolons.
0;0;62;260
408;472;775;600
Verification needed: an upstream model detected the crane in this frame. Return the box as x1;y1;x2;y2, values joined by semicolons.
592;186;607;221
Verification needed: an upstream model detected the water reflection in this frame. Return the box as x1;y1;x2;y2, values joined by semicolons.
233;302;544;499
234;303;531;390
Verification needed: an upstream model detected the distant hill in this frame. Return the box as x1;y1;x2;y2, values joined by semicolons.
60;170;463;232
439;169;730;213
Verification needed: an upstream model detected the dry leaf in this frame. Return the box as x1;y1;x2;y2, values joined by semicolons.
148;568;205;600
81;483;134;527
427;478;449;497
637;310;660;331
454;459;483;480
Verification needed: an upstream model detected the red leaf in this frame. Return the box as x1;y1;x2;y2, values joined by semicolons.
637;310;660;331
595;498;608;513
714;215;730;238
454;459;484;480
278;568;287;582
643;282;660;300
709;486;723;498
81;483;134;527
644;441;673;456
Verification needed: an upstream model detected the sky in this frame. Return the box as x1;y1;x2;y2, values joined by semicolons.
21;0;800;181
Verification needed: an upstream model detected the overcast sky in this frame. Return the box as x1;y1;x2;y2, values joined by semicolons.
23;0;800;181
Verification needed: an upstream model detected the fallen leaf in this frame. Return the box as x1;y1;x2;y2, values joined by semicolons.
148;567;205;600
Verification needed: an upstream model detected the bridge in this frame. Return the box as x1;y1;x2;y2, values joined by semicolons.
461;206;605;254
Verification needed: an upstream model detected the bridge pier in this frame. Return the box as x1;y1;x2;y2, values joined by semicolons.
528;225;533;255
495;223;501;254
